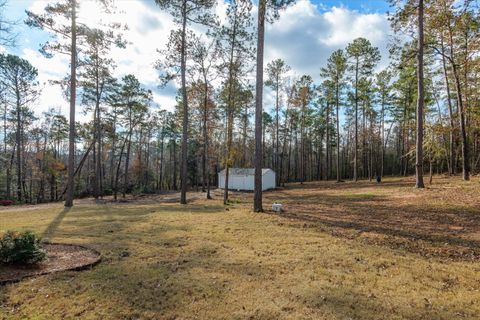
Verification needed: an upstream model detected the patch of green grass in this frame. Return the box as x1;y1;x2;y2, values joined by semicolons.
0;181;479;319
225;197;246;205
343;192;376;198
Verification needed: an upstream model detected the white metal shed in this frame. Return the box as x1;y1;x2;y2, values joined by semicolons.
218;168;276;191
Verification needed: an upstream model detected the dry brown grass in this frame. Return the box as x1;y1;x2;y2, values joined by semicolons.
259;175;480;261
0;176;479;319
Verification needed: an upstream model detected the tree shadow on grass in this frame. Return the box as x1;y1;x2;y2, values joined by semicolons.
265;183;480;260
277;210;480;254
27;201;277;318
282;179;415;191
1;201;269;319
301;284;474;320
42;207;71;239
46;239;239;318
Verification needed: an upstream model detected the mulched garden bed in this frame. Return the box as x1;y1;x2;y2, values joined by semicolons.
0;243;101;285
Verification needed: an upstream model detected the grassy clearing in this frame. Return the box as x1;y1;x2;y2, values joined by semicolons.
262;176;480;261
0;177;479;319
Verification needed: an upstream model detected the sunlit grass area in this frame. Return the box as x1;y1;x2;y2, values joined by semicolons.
0;177;479;319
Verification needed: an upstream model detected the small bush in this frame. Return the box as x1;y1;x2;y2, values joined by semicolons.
0;231;47;265
139;186;157;195
0;200;14;206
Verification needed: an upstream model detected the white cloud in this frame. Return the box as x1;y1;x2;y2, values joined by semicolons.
265;1;391;78
321;7;386;46
21;48;69;117
152;92;176;111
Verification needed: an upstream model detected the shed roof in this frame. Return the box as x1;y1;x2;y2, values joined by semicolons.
218;168;273;176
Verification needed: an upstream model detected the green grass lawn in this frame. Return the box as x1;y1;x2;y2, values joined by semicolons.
0;177;479;319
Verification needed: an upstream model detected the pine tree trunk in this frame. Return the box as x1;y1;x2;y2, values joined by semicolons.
3;104;8;197
453;67;470;181
294;131;298;181
353;59;358;182
262;123;266;167
446;11;469;180
15;89;22;202
243;106;248;166
93;106;99;199
326;102;330;180
96;98;103;198
109;108;117;190
429;159;433;185
159;134;164;191
275;82;279;186
114;136;128;201
440;34;456;175
280;107;290;186
254;0;265;212
336;85;341;182
123;131;132;198
202;81;211;198
223;7;239;205
415;0;425;188
173;139;177;190
223;114;232;205
179;0;188;204
300;105;305;184
380;94;385;179
65;0;77;207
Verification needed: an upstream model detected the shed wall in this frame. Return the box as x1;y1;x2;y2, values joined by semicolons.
217;170;276;191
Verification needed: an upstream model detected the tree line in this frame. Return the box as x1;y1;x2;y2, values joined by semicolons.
0;0;478;209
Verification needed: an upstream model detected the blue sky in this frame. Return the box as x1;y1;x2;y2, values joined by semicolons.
1;0;393;119
313;0;390;12
4;1;44;56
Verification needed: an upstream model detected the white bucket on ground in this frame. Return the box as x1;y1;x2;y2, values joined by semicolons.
272;203;282;212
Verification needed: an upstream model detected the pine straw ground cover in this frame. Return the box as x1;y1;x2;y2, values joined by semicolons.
0;244;101;284
0;176;479;319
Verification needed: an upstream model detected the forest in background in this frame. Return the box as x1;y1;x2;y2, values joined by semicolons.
0;0;478;205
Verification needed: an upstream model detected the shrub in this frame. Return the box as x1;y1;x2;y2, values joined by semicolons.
0;231;47;265
137;186;157;195
0;200;14;206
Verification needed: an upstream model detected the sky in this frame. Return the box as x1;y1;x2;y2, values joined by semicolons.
1;0;393;120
